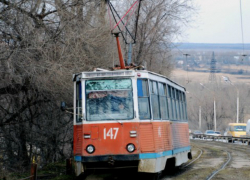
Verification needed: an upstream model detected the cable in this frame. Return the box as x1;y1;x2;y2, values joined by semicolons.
112;1;138;31
121;2;139;33
109;1;135;43
108;2;127;43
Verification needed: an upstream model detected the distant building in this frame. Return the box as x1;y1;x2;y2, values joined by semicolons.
178;60;184;65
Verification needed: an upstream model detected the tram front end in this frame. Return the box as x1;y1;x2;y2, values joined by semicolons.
73;71;140;176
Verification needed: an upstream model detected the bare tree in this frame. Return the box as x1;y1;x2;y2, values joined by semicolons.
0;0;195;173
186;82;250;132
0;0;113;171
131;0;194;76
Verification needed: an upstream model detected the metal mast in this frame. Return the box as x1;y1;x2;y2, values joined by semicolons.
208;52;217;83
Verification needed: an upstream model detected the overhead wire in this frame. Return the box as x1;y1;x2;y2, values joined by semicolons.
121;2;139;33
107;0;140;44
108;1;127;43
106;0;142;66
111;0;138;31
109;1;135;37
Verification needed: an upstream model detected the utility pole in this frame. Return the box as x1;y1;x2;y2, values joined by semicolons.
237;89;239;123
199;105;201;129
214;97;216;131
183;53;190;83
200;83;216;131
222;76;239;123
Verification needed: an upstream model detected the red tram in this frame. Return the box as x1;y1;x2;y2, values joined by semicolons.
73;69;191;179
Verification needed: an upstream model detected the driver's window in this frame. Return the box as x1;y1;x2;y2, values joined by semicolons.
137;79;151;120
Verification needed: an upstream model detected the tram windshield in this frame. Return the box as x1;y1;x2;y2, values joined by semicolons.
86;79;134;121
233;125;246;132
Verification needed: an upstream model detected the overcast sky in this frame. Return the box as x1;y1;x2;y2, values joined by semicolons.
181;0;250;44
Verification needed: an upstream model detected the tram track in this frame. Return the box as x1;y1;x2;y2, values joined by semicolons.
161;141;229;180
193;137;250;155
206;151;231;180
161;138;250;180
82;139;250;180
186;139;250;180
183;148;203;168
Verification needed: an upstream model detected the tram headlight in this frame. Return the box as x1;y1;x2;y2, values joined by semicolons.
126;143;135;153
86;145;95;154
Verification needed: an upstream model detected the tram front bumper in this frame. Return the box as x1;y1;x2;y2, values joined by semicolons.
74;154;139;170
75;154;139;162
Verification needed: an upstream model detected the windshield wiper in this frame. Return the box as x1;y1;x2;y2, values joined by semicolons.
116;120;123;125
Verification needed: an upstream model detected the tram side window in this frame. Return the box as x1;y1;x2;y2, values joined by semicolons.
167;85;173;120
176;90;180;120
171;87;176;120
179;90;183;120
181;92;185;120
178;91;182;120
158;83;169;119
175;89;180;120
137;79;151;119
183;92;187;120
76;81;82;122
150;81;161;120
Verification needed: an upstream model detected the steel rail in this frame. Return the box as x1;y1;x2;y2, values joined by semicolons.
183;148;203;168
206;151;231;180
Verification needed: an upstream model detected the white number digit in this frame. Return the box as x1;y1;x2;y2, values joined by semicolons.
107;128;113;139
103;128;119;140
113;128;119;139
104;128;106;139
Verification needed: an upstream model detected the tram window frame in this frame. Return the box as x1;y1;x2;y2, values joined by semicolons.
76;81;82;123
158;82;169;120
137;79;151;120
167;85;173;120
150;80;161;120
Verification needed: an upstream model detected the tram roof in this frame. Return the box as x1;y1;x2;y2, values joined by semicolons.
73;69;185;91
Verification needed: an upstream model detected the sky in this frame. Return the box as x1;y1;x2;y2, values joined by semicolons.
182;0;250;44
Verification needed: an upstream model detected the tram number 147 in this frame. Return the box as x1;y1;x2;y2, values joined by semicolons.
104;128;119;140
